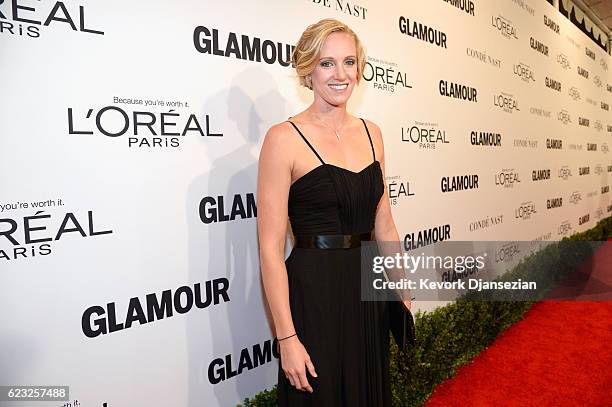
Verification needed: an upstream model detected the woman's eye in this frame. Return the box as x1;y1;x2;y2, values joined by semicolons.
321;61;333;67
345;59;355;65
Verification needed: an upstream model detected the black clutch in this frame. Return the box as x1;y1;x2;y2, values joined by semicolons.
388;300;416;352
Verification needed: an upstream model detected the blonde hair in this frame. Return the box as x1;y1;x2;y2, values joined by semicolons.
291;18;366;90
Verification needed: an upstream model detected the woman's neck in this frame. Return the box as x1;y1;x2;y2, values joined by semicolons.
307;99;349;125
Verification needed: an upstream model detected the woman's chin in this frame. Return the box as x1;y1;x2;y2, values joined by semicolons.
323;93;353;107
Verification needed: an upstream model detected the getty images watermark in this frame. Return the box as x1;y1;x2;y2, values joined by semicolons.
371;250;535;292
359;240;607;302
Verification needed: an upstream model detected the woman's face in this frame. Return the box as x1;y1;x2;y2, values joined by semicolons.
310;32;358;107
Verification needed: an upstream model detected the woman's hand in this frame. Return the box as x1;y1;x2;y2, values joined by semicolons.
279;336;318;393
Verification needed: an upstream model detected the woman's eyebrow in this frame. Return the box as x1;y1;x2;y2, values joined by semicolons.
319;55;357;60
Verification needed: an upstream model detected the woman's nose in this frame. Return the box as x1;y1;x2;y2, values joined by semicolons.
334;64;347;81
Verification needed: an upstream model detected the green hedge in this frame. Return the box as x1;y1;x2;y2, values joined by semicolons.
240;216;612;407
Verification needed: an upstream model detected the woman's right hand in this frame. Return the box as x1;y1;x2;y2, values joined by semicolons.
279;336;318;393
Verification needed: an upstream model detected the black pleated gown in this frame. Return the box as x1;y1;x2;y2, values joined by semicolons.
277;118;391;407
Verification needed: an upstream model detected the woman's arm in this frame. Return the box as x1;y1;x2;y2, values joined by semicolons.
257;123;295;339
367;120;399;243
367;120;411;309
257;122;317;392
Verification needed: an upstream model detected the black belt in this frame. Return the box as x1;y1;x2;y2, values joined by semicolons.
294;232;373;249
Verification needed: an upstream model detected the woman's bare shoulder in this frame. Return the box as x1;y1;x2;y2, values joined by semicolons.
260;120;299;163
358;117;383;144
360;117;382;135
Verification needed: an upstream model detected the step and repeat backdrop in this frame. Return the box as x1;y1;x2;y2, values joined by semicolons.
1;0;610;406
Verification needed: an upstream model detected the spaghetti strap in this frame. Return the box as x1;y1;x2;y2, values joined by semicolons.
360;118;376;162
287;120;326;165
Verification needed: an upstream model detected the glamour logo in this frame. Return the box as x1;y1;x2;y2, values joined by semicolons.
439;80;477;102
443;0;475;16
491;15;517;39
568;87;581;101
557;110;571;124
577;66;589;79
544;15;560;34
608;165;612;173
471;131;501;147
585;47;595;60
529;106;550;118
441;266;480;284
578;166;590;175
363;58;411;93
209;338;279;384
578;214;590;226
309;0;368;19
399;16;447;48
532;169;551;181
558;221;572;236
0;1;104;39
546;197;562;209
595;121;603;132
68;104;223;149
495;169;521;188
569;191;582;204
404;224;451;250
546;139;562;149
199;193;256;224
441;175;479;192
556;54;571;69
0;209;112;261
586;143;597;151
513;62;535;82
81;279;230;338
594;76;602;88
513;138;537;148
602;186;610;194
387;175;414;205
495;242;520;264
401;121;449;149
578;117;589;127
469;214;503;232
558;166;572;180
193;26;294;67
602;102;609;111
545;77;561;92
494;92;520;113
466;48;501;68
531;169;550;181
515;201;537;220
530;37;548;56
608;125;612;133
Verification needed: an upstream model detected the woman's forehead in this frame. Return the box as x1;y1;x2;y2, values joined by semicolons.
320;32;356;56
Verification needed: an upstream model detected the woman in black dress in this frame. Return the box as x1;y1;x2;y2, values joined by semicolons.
257;18;410;406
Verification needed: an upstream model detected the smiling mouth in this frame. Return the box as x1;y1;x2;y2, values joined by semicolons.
329;83;349;90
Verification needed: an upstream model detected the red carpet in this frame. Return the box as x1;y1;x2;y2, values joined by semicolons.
426;242;612;406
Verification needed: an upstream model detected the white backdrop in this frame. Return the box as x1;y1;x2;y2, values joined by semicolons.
1;0;610;406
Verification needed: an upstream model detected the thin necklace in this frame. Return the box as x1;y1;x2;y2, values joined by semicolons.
312;113;346;140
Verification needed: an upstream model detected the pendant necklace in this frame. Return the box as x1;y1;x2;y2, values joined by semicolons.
313;113;345;141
